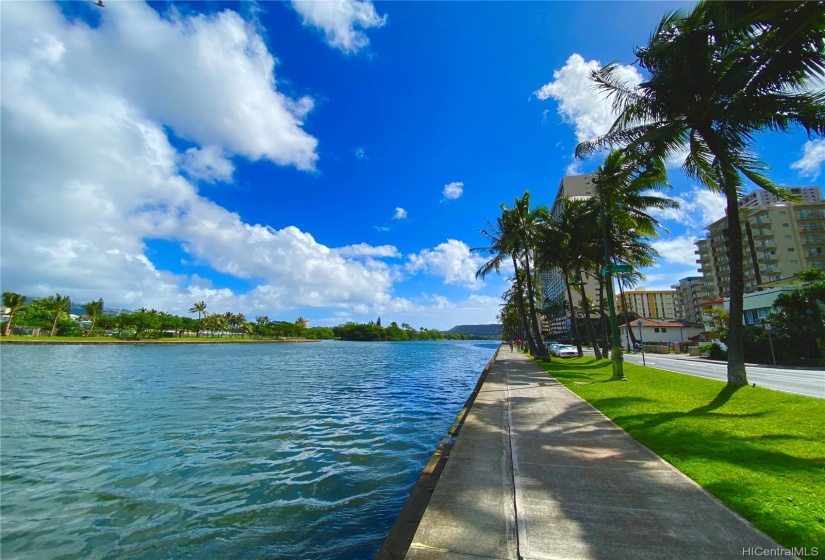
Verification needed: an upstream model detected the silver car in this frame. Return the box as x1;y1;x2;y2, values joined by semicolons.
556;344;578;358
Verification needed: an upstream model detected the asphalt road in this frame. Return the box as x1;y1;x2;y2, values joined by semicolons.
615;352;825;399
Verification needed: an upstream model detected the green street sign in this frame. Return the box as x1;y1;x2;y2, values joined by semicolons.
609;264;633;273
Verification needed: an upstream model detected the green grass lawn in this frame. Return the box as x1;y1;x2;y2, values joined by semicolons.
533;356;825;551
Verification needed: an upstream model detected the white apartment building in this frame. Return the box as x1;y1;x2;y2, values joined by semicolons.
541;173;600;338
671;276;704;323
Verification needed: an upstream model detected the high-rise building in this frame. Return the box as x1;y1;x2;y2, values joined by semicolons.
738;187;822;207
617;287;677;320
695;186;825;299
541;174;599;338
671;276;704;322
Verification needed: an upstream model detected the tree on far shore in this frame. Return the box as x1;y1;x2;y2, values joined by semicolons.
2;292;27;336
189;301;207;337
45;293;71;336
83;299;104;337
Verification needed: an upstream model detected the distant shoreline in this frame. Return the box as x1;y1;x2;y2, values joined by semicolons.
0;338;321;345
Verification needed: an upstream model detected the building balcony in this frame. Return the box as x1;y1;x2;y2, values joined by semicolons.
797;210;825;220
753;229;774;239
802;236;824;245
758;254;778;264
801;225;825;232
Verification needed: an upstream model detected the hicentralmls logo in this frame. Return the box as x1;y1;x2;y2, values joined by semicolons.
742;547;819;557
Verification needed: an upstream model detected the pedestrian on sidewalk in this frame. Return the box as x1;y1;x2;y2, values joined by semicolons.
508;339;514;351
516;339;522;351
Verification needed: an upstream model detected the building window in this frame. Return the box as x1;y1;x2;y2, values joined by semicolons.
782;223;789;227
654;328;660;333
661;328;667;333
788;247;795;252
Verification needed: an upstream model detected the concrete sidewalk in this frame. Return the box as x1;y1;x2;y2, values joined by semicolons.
404;346;783;560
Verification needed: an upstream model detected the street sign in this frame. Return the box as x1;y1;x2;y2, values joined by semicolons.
764;323;772;331
609;264;633;273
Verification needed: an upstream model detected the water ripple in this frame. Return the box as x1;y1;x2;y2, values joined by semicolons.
1;340;496;559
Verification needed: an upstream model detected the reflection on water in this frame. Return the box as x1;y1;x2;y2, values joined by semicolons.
1;340;497;559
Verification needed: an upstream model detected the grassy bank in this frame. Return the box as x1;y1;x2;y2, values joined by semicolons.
533;356;825;551
0;335;318;344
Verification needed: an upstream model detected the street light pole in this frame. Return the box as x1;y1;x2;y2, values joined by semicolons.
600;184;625;380
765;323;776;366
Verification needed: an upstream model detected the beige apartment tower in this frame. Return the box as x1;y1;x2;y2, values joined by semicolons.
617;287;677;320
694;187;825;300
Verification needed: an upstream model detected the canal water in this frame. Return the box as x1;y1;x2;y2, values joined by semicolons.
1;340;497;559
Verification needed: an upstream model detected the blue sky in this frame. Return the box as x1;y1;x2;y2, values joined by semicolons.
2;1;823;330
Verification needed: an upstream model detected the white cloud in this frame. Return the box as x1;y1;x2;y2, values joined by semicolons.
353;146;368;160
442;181;464;200
791;139;825;179
0;1;401;317
534;53;643;144
648;187;727;229
406;240;484;289
564;158;584;176
2;1;318;171
291;0;386;54
308;291;502;331
393;207;408;220
337;243;400;258
181;145;234;183
649;236;702;267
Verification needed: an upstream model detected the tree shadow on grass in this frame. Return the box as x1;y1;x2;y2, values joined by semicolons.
610;386;771;431
588;396;654;409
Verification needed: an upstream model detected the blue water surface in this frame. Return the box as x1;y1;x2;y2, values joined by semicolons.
1;340;497;560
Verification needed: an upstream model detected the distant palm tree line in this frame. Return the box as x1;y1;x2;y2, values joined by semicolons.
1;293;321;340
1;293;461;341
475;1;824;386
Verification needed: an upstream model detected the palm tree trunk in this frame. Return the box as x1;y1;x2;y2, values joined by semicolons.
86;318;96;337
511;256;535;352
597;274;610;356
618;279;638;349
4;312;14;336
724;187;748;386
50;314;59;337
521;251;548;358
578;285;603;359
565;276;584;357
512;256;537;354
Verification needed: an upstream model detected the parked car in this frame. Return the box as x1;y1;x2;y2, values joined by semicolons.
556;344;578;358
546;342;560;355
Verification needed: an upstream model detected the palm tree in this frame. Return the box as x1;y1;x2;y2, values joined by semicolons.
576;1;825;386
82;299;104;337
474;214;535;353
592;148;679;365
536;198;597;357
475;194;550;358
45;293;71;336
506;192;550;358
2;292;27;336
189;301;207;337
